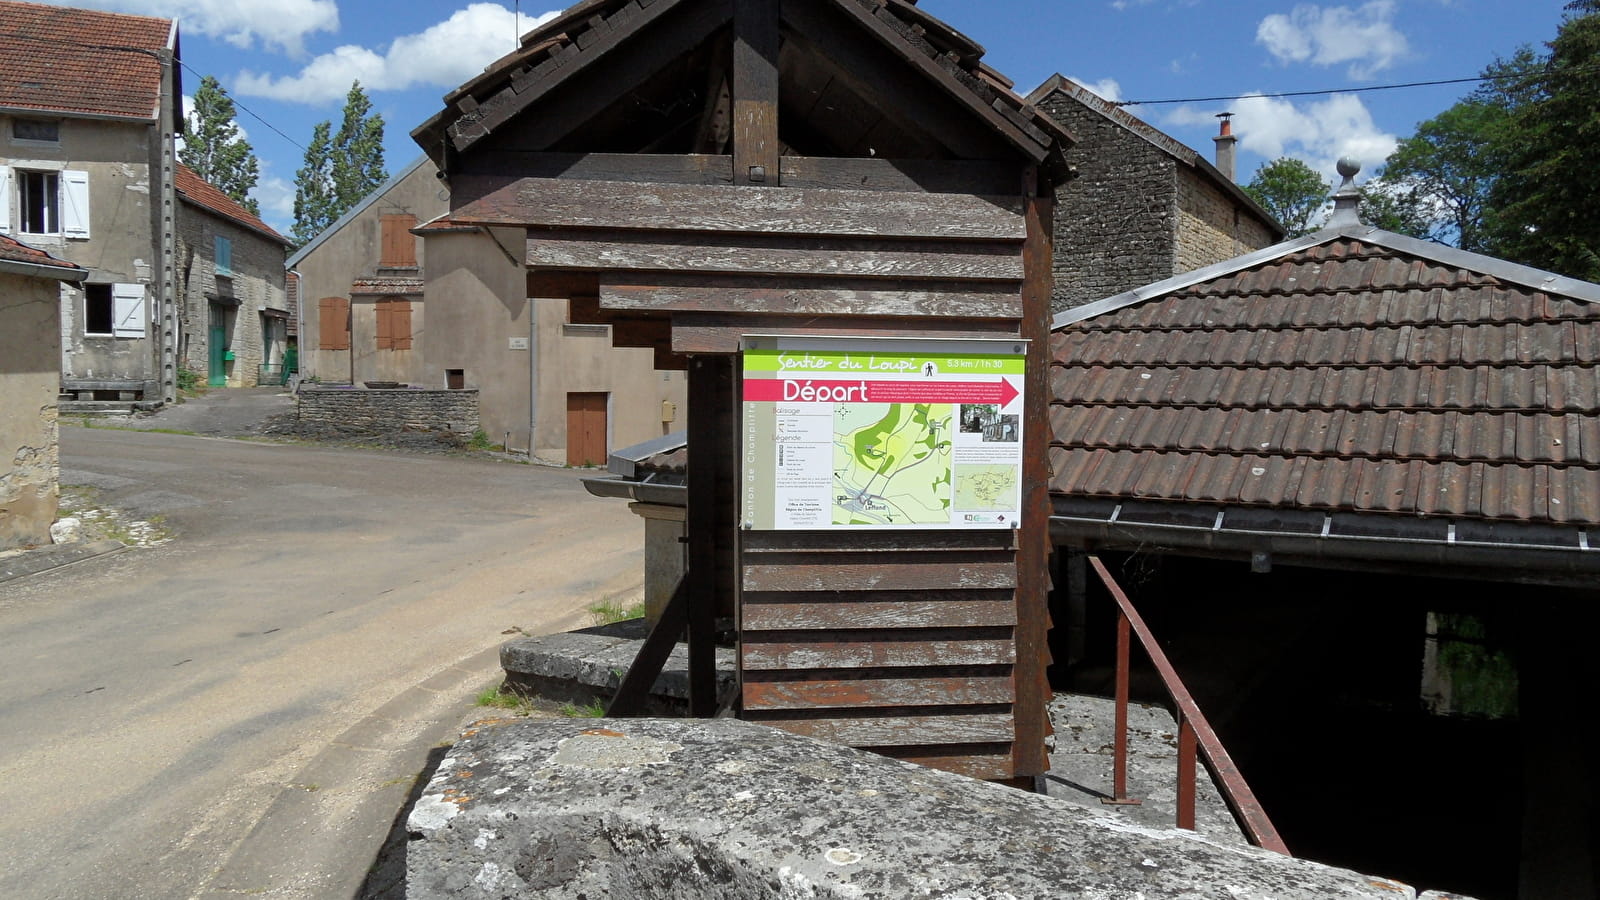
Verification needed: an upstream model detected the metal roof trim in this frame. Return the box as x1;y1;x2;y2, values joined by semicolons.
606;430;688;477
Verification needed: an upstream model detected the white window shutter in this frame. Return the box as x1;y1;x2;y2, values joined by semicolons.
0;167;11;233
61;169;90;238
112;283;146;337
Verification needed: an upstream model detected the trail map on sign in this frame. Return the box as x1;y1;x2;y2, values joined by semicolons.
742;338;1026;531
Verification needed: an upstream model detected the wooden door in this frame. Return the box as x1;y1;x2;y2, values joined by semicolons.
566;392;607;466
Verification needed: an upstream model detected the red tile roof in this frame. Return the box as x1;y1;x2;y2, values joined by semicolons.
0;0;173;120
1050;229;1600;532
175;164;291;246
0;232;81;274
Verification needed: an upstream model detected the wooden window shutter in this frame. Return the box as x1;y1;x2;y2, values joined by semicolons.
318;297;350;350
392;299;412;350
380;214;417;267
375;299;393;350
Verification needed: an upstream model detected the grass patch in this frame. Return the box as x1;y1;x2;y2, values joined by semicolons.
475;685;536;715
558;699;607;718
588;596;647;627
466;428;495;451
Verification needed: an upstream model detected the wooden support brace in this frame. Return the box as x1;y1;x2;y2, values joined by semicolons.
733;0;780;185
605;578;690;718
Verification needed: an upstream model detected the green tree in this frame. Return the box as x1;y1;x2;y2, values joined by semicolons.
180;75;260;214
330;81;387;210
291;121;335;247
1243;157;1331;238
1378;52;1528;252
290;81;388;248
1489;1;1600;279
1358;176;1437;241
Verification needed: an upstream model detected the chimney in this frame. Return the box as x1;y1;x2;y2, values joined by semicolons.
1327;157;1362;228
1213;112;1237;182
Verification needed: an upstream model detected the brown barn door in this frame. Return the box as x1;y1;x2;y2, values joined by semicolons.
566;392;608;466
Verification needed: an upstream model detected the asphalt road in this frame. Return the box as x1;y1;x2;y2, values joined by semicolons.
0;421;643;899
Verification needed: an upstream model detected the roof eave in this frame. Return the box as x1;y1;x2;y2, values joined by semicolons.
0;257;87;282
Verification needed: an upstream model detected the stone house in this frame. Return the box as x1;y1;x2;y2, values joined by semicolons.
0;234;84;550
1026;75;1282;312
174;164;293;387
0;0;180;407
288;156;686;464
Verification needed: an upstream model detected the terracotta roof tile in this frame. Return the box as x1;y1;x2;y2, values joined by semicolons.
1050;232;1600;532
0;0;171;120
175;165;290;245
0;232;80;272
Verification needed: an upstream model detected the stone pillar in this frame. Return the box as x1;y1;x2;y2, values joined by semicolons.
628;501;687;629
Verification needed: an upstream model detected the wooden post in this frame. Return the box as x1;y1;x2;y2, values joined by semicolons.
1013;166;1055;778
733;0;780;185
687;354;736;716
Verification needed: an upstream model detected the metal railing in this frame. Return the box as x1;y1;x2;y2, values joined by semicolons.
1088;555;1291;855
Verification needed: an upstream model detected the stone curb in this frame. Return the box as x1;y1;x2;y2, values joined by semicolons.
0;539;126;585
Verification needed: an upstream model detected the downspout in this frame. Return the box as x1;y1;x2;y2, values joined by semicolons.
529;295;538;458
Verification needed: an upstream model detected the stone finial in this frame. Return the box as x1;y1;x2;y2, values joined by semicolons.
1327;157;1362;227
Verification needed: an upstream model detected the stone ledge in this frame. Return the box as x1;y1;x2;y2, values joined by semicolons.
500;626;737;715
408;718;1464;899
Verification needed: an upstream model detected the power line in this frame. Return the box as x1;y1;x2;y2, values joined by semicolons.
1114;60;1600;108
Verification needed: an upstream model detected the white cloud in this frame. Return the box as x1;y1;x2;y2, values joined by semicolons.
1069;77;1124;103
252;175;297;232
235;4;561;105
1256;1;1410;79
1166;92;1398;182
29;0;338;55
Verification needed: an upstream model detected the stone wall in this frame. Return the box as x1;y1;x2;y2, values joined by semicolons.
407;718;1468;899
294;386;479;444
1036;91;1179;313
1176;168;1281;273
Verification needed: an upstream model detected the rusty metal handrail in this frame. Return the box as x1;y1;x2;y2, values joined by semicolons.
1088;555;1291;855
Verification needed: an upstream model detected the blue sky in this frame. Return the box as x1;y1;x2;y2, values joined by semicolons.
34;0;1576;234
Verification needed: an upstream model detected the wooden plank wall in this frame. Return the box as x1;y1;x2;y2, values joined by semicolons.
740;529;1025;781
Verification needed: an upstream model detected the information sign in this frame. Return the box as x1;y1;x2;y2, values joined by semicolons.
741;336;1026;530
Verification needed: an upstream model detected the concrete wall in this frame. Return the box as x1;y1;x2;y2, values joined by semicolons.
2;115;161;384
421;227;530;448
175;205;289;387
1176;166;1280;273
290;158;445;383
0;272;62;549
532;297;686;465
1034;93;1180;313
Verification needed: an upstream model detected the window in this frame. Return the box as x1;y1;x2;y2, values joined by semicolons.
215;235;233;276
0;168;89;237
13;119;59;142
375;297;412;350
85;284;113;334
19;170;58;234
84;283;145;338
318;297;350;351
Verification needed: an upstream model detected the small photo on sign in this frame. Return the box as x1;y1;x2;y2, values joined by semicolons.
961;404;1017;442
960;403;998;434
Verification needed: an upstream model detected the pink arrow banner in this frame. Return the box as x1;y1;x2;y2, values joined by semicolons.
744;377;1020;407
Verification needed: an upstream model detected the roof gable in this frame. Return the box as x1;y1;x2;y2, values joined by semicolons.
176;165;291;246
1049;225;1600;541
414;0;1069;177
0;0;174;121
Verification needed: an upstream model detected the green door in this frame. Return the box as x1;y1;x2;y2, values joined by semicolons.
209;306;227;387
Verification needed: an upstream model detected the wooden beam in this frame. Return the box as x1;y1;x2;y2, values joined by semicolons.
670;313;1019;354
1013;167;1055;778
605;578;689;718
741;598;1017;630
742;676;1015;711
817;0;1047;161
779;157;1021;195
733;0;780;185
454;154;734;191
687;355;737;717
742;638;1017;670
743;561;1016;592
751;713;1015;746
454;0;727;152
601;276;1023;319
530;232;1025;281
453;177;1028;240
